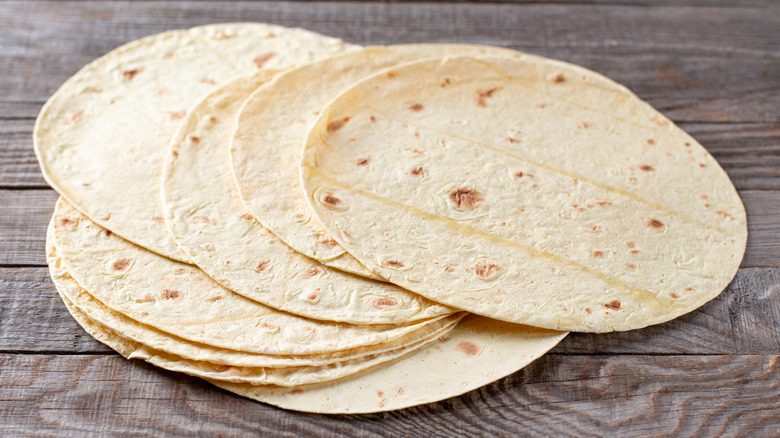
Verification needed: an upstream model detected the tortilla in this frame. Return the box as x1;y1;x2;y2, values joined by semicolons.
51;198;460;355
35;23;356;262
300;55;747;332
162;72;454;325
213;314;565;413
230;45;528;272
48;235;462;368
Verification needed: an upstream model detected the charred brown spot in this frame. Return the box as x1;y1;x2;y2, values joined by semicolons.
584;307;592;314
205;295;224;303
626;241;636;248
448;187;484;210
592;251;604;258
66;109;85;124
60;217;78;230
258;322;279;331
475;87;500;107
699;194;709;200
475;263;503;279
112;258;132;271
595;199;613;206
591;225;600;234
455;341;482;357
239;213;254;221
414;131;420;138
625;263;637;270
444;266;455;273
408;166;425;177
299;267;321;280
122;68;144;80
164;51;175;59
553;73;566;83
578;121;593;129
716;210;734;220
135;293;155;304
369;115;376;122
356;157;370;166
408;103;424;112
326;117;350;133
646;218;665;230
318;239;339;248
166;111;186;121
630;249;641;254
514;171;534;178
376;390;384;397
253;259;270;272
373;297;399;307
290;388;305;395
306;289;320;301
604;299;622;310
503;136;521;144
199;78;217;85
322;193;341;207
536;102;553;109
699;163;707;168
639;165;655;172
670;292;680;299
386;70;398;79
650;116;670;126
646;138;656;146
685;286;694;291
381;260;405;269
440;77;451;87
253;53;277;69
161;289;183;300
195;216;217;226
397;387;405;395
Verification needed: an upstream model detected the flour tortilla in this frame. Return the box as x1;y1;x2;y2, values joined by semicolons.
55;276;461;386
35;23;356;262
51;198;459;355
213;314;566;413
47;230;462;368
301;55;747;333
230;45;528;273
162;72;454;325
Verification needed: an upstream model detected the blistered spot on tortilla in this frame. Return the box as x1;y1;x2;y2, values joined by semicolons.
151;216;165;224
630;249;641;254
448;187;484;210
321;193;342;208
475;87;500;107
584;307;591;314
318;239;339;248
189;136;201;144
253;259;270;272
625;263;637;271
670;292;680;299
475;263;503;279
440;77;451;88
378;398;389;408
514;171;534;178
101;229;112;237
646;138;656;146
685;286;695;291
626;241;636;248
253;52;276;69
199;78;217;85
536;102;553;109
122;68;144;80
369;115;376;122
397;387;405;395
408;166;425;177
239;213;254;221
595;199;613;206
205;295;224;303
553;73;566;83
66;109;85;124
592;251;604;258
373;297;399;308
356;157;370;166
408;103;424;112
258;322;280;333
161;289;183;300
646;218;665;230
289;388;305;395
650;116;670;126
164;51;175;59
639;165;655;172
299;267;321;280
444;266;455;273
386;70;398;79
135;293;155;304
174;268;186;275
166;111;186;121
604;299;622;310
60;217;78;231
305;289;321;301
455;341;482;357
112;258;132;272
327;117;350;133
578;121;593;129
381;260;405;269
504;136;521;144
194;216;217;226
411;148;424;156
590;225;601;234
376;390;384;397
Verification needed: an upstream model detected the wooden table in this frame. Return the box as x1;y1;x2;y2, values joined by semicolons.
2;1;779;436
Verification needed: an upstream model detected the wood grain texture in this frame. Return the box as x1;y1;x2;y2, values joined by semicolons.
1;353;778;437
1;266;777;355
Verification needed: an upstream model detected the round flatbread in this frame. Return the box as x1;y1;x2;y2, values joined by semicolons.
50;198;460;355
162;72;454;325
230;45;528;273
35;23;356;262
301;55;747;332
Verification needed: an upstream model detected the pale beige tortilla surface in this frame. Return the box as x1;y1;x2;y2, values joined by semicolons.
301;55;747;332
230;45;528;273
35;23;356;262
162;72;454;325
51;198;458;355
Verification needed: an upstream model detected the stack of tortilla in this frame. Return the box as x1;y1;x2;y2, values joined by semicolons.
34;23;746;414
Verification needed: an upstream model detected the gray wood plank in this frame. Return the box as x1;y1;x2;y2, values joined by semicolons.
2;266;778;355
1;190;774;267
1;2;778;122
4;120;778;189
1;353;777;437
